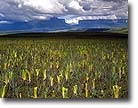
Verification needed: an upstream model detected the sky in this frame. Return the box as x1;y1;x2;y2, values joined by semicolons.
0;0;128;31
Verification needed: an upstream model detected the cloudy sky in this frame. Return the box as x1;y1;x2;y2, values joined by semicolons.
0;0;128;25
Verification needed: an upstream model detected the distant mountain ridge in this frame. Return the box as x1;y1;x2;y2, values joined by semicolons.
0;17;128;33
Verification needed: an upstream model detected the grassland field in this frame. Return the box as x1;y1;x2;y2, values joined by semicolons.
0;32;128;98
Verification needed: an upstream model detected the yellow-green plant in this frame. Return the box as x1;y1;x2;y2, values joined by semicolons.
52;90;55;97
3;63;7;70
50;76;54;87
113;85;121;98
1;84;7;98
85;73;89;82
73;85;78;96
26;71;31;82
4;72;9;84
14;52;17;58
100;90;105;97
43;69;47;80
65;71;69;81
122;66;125;75
69;63;73;72
82;60;85;68
57;74;62;84
92;78;96;89
85;83;88;97
35;69;40;77
21;69;31;81
34;87;38;98
56;61;59;69
9;70;13;80
62;86;68;98
22;69;26;81
19;93;22;98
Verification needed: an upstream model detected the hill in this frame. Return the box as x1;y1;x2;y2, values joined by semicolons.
0;32;128;39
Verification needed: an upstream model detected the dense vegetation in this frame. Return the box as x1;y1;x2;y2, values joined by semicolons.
0;37;128;98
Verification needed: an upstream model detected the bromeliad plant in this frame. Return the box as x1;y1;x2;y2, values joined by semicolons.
50;76;54;87
65;71;69;81
91;78;96;90
85;82;88;98
35;69;40;78
1;84;7;98
33;87;38;98
43;69;47;80
57;74;62;84
73;85;78;96
3;63;7;71
62;86;68;98
21;69;31;82
112;85;121;98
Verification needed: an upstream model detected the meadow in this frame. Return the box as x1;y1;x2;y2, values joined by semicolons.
0;37;128;98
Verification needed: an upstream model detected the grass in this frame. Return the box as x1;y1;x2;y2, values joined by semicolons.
0;36;128;98
106;27;128;34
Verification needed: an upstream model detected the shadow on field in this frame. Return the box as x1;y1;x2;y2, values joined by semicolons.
0;32;128;39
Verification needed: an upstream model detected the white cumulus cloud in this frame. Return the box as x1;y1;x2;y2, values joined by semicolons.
0;0;128;24
20;0;65;14
64;15;117;25
0;20;12;24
